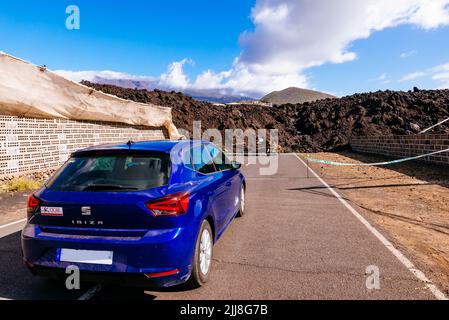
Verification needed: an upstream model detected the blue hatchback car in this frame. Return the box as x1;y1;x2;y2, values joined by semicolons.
21;140;245;288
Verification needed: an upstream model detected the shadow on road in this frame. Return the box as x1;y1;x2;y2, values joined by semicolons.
91;278;198;300
289;182;435;192
90;285;156;300
0;231;91;300
356;204;449;236
0;231;196;300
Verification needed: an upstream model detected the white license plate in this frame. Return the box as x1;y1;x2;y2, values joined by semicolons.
58;249;113;265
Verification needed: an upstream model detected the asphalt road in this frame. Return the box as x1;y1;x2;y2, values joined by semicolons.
0;154;441;300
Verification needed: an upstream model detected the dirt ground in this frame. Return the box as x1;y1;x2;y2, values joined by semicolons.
304;151;449;295
0;192;29;225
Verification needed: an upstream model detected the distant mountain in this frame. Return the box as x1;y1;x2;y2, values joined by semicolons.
88;76;157;91
188;94;254;104
261;87;336;105
88;76;253;104
176;88;254;104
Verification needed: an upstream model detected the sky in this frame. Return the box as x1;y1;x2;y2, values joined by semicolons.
1;0;449;98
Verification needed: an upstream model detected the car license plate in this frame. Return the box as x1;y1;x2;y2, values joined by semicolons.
57;248;113;265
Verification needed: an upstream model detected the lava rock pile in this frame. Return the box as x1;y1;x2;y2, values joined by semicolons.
82;82;449;152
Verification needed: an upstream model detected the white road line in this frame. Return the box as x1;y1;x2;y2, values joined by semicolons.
0;218;26;230
292;153;448;300
77;284;102;300
0;218;27;239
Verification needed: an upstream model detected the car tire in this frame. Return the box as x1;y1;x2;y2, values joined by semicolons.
236;184;246;218
187;220;213;288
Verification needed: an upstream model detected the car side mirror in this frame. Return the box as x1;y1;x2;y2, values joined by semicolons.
231;161;242;170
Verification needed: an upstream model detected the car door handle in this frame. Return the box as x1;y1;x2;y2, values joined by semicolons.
225;182;232;187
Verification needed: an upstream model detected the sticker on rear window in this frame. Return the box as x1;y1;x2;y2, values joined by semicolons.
40;207;64;217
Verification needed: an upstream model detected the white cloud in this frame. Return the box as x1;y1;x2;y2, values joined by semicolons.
222;0;449;95
400;71;426;82
238;1;449;69
219;61;309;95
431;63;449;88
56;0;449;97
399;63;449;88
158;58;193;89
201;0;449;95
54;70;152;83
193;69;231;90
407;0;449;28
400;50;417;59
374;73;392;84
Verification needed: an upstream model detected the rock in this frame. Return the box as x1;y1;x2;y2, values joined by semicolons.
409;123;421;132
81;81;449;153
231;109;243;118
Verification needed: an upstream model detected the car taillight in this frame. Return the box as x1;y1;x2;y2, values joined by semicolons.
27;194;40;219
145;192;189;217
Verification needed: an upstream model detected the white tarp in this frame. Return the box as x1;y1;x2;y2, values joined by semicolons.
0;52;180;139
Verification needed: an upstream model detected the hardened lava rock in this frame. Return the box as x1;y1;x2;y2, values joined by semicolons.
82;81;449;153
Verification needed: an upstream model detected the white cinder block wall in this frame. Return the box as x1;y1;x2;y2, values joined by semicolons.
0;114;168;177
351;134;449;166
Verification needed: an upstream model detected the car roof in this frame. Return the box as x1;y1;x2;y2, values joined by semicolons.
72;140;209;156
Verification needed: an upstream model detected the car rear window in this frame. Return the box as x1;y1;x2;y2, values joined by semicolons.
47;154;171;192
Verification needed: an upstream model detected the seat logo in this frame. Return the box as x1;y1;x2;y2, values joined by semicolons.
81;206;91;216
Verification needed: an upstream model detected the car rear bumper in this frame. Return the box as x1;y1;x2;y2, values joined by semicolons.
21;223;196;287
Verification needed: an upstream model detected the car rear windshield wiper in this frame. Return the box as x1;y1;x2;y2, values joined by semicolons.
82;184;140;191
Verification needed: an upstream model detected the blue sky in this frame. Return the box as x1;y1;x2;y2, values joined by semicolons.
310;25;449;96
0;0;253;74
1;0;449;98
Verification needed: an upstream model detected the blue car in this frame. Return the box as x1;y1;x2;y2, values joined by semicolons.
21;140;246;288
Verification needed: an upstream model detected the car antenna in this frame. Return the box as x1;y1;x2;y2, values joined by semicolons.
126;140;135;149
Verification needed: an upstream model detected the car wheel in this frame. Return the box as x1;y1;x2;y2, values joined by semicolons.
236;184;245;218
187;220;213;288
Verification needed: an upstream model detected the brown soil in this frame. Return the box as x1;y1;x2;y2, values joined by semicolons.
0;192;29;225
82;81;449;152
305;151;449;295
0;169;56;224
